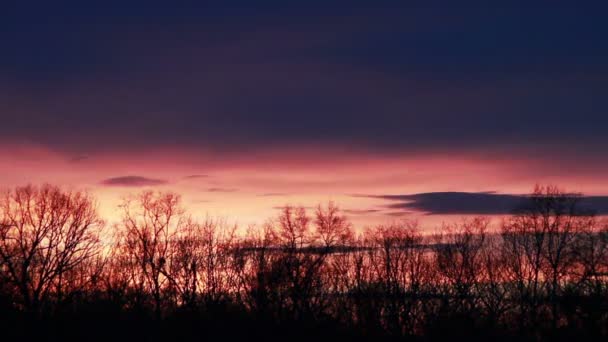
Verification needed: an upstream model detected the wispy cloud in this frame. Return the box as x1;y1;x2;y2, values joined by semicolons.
385;211;412;217
68;154;89;163
100;176;168;187
207;187;238;193
272;205;316;210
258;192;291;197
343;209;382;215
184;174;210;179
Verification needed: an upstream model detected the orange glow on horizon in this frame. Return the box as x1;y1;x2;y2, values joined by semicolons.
2;142;607;231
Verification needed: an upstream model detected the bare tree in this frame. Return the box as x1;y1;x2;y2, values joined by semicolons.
315;201;352;248
165;218;201;308
435;218;488;316
116;191;183;318
169;217;237;308
0;184;103;312
363;221;428;335
235;222;279;315
502;185;595;331
477;234;512;329
0;184;605;340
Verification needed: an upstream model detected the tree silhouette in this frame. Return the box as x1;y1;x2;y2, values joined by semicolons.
0;184;103;312
116;191;183;319
0;184;606;342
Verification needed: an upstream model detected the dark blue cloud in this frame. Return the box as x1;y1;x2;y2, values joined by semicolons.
100;176;168;187
367;192;608;215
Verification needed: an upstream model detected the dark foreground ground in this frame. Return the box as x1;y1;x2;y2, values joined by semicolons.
2;303;605;342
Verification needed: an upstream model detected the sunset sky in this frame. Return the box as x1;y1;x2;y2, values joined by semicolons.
2;2;608;230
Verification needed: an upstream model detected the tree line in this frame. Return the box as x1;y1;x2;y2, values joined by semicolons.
0;184;607;341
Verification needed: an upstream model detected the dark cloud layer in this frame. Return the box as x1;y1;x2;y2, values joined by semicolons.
1;2;607;158
100;176;168;187
369;192;608;215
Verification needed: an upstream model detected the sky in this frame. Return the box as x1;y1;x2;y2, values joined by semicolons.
1;1;608;230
